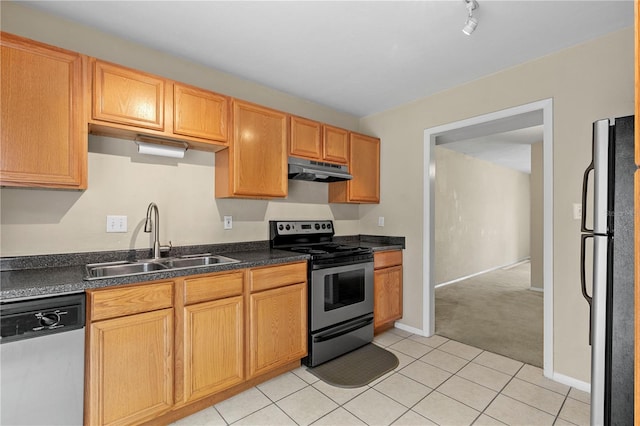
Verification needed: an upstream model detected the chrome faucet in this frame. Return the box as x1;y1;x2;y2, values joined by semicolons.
144;202;171;259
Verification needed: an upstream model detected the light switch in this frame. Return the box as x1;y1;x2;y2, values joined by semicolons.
378;216;385;227
106;215;127;233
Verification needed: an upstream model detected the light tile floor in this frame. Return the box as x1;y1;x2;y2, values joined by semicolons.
172;328;590;426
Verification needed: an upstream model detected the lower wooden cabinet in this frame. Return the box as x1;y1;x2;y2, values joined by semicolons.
180;272;244;404
248;262;307;378
85;262;307;425
373;250;403;333
85;281;174;426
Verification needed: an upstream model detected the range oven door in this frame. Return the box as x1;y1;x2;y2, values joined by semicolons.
309;261;374;332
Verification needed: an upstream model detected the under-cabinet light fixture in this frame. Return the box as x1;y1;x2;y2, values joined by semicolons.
462;0;479;35
135;136;188;159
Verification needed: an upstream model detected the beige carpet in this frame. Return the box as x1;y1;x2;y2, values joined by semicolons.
435;261;543;367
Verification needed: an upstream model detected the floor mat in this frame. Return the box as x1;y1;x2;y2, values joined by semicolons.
307;344;399;388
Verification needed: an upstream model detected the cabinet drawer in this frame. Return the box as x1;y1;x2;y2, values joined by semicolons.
88;281;173;322
183;272;244;305
374;250;403;269
249;262;307;293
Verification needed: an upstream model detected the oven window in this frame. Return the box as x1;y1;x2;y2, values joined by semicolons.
323;270;365;311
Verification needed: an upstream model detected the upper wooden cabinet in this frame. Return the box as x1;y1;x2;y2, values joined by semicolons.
0;32;87;189
323;125;350;164
93;60;165;131
329;132;380;203
289;116;348;165
215;99;288;198
173;83;228;142
90;59;229;151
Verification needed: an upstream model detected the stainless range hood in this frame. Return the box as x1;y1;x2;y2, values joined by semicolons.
287;157;352;182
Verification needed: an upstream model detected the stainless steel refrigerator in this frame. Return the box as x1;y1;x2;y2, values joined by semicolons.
580;115;635;425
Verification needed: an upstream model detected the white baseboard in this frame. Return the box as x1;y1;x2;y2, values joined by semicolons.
435;257;531;288
529;286;544;293
551;372;591;393
393;322;426;336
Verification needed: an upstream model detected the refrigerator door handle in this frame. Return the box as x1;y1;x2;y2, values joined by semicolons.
580;161;594;233
580;234;593;345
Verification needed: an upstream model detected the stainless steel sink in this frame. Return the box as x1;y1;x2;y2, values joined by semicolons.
85;261;169;279
163;255;240;269
84;255;240;280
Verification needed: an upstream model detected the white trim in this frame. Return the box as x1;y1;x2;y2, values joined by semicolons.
423;98;554;378
435;257;531;288
392;322;426;336
552;372;591;394
529;287;544;293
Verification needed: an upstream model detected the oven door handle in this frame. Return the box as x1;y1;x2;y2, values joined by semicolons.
312;316;374;343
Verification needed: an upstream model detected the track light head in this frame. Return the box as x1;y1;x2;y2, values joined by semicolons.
462;16;478;35
462;0;479;35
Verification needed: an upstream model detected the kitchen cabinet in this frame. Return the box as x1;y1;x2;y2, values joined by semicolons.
85;281;174;426
373;250;403;333
90;59;229;151
215;99;288;198
0;32;87;189
179;272;244;404
248;262;307;378
329;132;380;203
289;116;348;165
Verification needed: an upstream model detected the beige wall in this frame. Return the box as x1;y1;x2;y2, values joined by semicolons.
0;2;364;256
434;147;531;284
530;142;544;290
358;28;634;382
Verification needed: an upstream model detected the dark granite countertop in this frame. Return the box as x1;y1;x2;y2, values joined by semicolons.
0;235;404;301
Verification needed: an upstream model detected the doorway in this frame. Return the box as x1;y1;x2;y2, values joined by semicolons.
422;99;553;377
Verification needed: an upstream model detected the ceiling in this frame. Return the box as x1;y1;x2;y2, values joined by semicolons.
440;125;542;174
21;0;633;118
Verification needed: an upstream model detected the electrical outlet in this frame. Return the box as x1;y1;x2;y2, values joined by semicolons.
573;203;582;220
106;215;127;233
378;216;385;227
224;216;233;230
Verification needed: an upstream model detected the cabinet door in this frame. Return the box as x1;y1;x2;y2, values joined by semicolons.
328;132;380;204
249;283;307;377
86;309;173;426
183;296;244;403
290;116;321;160
349;133;380;203
374;266;403;329
0;32;86;189
174;83;228;142
93;60;165;131
323;125;349;165
227;100;287;198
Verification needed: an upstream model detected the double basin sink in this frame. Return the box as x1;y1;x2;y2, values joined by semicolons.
85;254;240;280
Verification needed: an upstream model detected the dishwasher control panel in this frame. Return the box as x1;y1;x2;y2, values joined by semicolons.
0;293;85;343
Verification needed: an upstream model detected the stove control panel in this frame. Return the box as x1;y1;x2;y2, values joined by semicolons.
272;220;333;235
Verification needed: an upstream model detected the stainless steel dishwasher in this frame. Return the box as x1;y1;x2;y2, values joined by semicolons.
0;293;85;425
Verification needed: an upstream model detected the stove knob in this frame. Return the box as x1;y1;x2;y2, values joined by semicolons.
321;224;326;229
285;224;291;231
278;224;284;231
326;223;332;229
315;223;320;230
